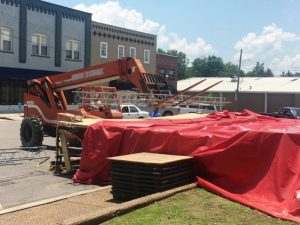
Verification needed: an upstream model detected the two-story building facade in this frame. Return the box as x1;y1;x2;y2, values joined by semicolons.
91;21;157;76
156;53;178;93
0;0;91;105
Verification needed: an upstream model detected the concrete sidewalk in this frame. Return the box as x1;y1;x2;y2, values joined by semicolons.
0;184;196;225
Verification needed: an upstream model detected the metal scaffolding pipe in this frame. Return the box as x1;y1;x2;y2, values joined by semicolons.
155;79;207;106
172;80;223;107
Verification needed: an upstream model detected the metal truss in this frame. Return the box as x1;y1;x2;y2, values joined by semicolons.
0;146;49;166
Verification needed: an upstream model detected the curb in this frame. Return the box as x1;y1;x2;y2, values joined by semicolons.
62;183;196;225
0;186;110;215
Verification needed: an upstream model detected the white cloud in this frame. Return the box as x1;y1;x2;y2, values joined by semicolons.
168;33;215;60
157;25;169;46
270;54;300;74
234;23;299;61
74;1;215;61
234;24;300;73
74;2;159;33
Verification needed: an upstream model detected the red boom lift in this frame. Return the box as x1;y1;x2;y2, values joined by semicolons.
20;57;170;147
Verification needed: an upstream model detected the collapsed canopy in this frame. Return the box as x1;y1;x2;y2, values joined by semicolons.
74;110;300;222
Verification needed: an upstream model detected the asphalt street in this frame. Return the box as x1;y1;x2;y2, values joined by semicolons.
0;115;98;209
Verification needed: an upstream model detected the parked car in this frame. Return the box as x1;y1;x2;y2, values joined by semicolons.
275;107;300;119
259;107;300;119
121;104;150;119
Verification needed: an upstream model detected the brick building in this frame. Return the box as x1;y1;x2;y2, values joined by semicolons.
156;53;178;93
91;21;157;75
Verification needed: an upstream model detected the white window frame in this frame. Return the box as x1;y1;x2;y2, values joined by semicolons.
159;68;166;77
66;39;80;60
100;42;108;58
0;27;13;52
32;33;49;56
144;49;150;64
129;47;136;58
118;45;125;59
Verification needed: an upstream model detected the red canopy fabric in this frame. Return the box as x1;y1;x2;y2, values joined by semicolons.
73;110;300;222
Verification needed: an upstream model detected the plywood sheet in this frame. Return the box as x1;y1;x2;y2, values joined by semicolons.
108;152;192;165
57;113;206;128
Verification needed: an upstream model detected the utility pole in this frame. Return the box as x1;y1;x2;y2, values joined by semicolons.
235;49;243;110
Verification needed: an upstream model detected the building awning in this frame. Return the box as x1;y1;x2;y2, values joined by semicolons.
0;67;61;81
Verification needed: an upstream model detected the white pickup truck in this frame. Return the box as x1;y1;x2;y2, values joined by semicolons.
140;104;218;117
177;104;218;114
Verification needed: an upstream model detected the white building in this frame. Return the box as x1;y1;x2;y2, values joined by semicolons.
177;77;300;113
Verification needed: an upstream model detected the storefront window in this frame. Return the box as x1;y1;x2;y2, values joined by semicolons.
0;80;26;104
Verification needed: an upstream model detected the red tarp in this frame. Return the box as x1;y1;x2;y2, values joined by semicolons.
73;110;300;222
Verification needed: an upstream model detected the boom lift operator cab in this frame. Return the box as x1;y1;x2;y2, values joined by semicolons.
20;57;170;147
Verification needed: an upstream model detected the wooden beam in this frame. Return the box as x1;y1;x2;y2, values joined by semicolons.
59;130;72;172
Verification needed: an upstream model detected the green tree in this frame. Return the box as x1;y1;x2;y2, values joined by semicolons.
249;62;264;76
264;68;274;77
176;51;189;80
280;70;294;77
189;57;207;77
157;48;165;54
294;72;300;77
224;62;238;75
189;55;225;77
246;62;273;77
286;70;293;77
217;62;245;77
158;50;274;79
206;55;225;76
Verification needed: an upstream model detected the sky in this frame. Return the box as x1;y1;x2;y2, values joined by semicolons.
47;0;300;74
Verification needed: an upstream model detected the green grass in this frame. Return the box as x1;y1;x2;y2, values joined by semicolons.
104;188;298;225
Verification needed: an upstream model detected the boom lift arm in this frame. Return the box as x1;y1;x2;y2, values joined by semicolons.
47;58;147;92
26;58;149;112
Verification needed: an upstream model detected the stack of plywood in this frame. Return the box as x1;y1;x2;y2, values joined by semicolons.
108;152;193;201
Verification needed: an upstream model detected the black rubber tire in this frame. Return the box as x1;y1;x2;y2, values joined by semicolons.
163;111;173;117
20;117;43;147
138;116;144;119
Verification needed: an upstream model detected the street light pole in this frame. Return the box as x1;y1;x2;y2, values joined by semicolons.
235;49;243;109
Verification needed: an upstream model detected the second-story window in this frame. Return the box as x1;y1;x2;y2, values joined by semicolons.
130;47;136;58
0;27;13;52
32;33;48;56
144;49;150;64
66;40;80;60
100;42;108;58
159;68;166;77
118;45;124;59
167;69;175;80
